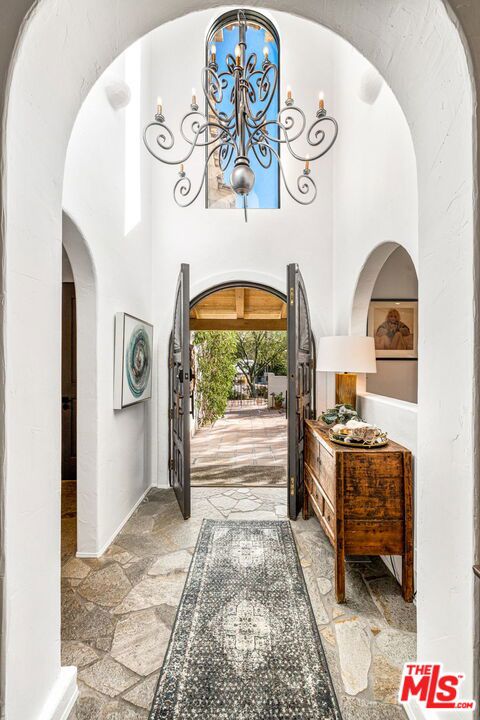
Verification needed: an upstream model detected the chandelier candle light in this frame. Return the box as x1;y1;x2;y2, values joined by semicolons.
143;10;338;221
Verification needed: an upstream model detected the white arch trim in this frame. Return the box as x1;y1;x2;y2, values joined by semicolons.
62;212;99;556
3;2;476;719
350;241;410;335
190;268;286;301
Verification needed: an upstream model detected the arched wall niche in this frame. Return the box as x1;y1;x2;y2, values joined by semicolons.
350;242;404;336
1;2;477;720
350;242;419;404
62;211;99;556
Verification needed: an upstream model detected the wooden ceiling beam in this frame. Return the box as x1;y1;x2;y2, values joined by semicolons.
190;318;287;331
190;287;288;326
244;311;283;319
193;310;238;319
235;287;245;319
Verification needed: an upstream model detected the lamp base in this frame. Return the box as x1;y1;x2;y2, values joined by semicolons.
335;373;357;409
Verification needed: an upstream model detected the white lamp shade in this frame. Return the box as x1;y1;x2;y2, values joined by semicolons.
318;336;377;374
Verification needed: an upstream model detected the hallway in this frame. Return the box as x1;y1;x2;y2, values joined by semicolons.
191;404;287;487
3;1;478;716
62;487;415;719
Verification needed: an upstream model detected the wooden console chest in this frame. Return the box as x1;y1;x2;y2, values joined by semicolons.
304;419;413;603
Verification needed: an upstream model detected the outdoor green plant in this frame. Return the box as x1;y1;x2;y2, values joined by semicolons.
193;331;237;426
274;392;284;407
320;404;363;426
236;331;287;396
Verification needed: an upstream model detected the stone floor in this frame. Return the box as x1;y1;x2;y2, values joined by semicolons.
63;484;415;719
191;404;287;486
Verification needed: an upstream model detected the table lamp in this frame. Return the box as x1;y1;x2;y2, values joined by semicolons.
318;336;376;408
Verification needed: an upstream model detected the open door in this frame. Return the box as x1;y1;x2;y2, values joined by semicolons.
168;264;191;519
287;263;315;519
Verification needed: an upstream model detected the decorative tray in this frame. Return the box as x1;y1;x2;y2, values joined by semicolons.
328;431;389;449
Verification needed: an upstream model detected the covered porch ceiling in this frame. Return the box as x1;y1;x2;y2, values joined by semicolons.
190;287;287;330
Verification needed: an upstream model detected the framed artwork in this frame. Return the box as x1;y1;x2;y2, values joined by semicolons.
114;312;153;409
367;300;418;359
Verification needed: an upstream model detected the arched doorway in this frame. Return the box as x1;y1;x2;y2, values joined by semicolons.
351;242;419;404
189;282;288;493
62;212;99;557
169;268;314;521
1;2;477;718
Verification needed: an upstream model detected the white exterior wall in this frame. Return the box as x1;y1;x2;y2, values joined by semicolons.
267;373;288;407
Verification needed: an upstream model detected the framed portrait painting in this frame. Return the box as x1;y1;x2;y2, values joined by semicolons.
367;300;418;359
114;312;153;409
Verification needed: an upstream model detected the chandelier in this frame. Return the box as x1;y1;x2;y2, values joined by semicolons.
143;9;338;221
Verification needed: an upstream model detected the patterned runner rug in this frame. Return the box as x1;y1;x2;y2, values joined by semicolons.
149;519;342;720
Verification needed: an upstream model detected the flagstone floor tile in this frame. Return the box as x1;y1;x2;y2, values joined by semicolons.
64;484;416;720
78;657;139;697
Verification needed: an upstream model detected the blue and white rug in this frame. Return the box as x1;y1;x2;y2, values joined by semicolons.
149;519;342;720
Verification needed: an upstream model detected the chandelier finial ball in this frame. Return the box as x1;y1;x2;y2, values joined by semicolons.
231;163;255;196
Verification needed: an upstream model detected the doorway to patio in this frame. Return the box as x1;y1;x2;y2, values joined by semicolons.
169;265;314;522
189;284;288;489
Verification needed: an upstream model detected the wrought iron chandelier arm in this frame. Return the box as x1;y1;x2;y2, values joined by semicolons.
245;107;306;145
174;140;236;207
245;124;275;169
143;7;339;219
250;138;275;169
180;111;237;149
257;142;317;205
243;64;279;125
202;67;236;126
248;111;338;163
244;52;258;76
304;114;339;160
280;114;337;162
276;106;307;143
143;116;237;165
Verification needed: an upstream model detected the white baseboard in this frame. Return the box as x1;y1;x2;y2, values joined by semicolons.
76;484;153;558
39;666;78;720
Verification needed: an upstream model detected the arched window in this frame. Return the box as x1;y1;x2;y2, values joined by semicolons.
206;10;280;210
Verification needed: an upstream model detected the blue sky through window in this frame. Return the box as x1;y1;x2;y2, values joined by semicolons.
207;18;279;209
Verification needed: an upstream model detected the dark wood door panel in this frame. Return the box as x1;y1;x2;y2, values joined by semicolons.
169;264;191;520
287;264;315;519
62;282;77;481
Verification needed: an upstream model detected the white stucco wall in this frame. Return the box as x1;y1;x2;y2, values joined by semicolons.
62;42;153;555
148;10;337;487
332;43;418;336
1;2;475;720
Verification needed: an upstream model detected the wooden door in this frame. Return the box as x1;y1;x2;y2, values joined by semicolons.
169;264;191;519
287;264;314;519
62;282;77;480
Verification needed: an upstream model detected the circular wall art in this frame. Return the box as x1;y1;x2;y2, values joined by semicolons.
114;313;153;408
126;324;151;397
